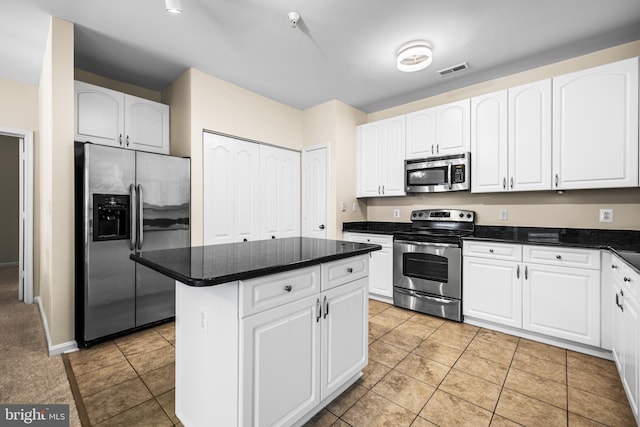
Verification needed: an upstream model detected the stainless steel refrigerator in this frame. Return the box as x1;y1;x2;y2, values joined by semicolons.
74;142;190;347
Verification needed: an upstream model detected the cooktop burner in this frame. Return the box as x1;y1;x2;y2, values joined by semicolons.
394;209;476;244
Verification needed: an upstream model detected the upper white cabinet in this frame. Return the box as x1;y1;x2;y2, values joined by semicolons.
356;116;406;197
552;57;639;190
406;99;470;159
74;81;169;154
203;133;299;244
471;81;552;193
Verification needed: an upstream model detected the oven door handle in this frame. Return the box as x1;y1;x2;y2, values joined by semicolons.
394;240;460;248
395;288;456;304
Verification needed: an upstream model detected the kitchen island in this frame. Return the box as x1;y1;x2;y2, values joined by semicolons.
131;237;381;427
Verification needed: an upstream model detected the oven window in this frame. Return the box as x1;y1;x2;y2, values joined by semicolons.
402;252;448;283
407;168;448;186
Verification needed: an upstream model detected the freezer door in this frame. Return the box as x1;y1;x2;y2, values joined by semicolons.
84;144;136;341
135;151;190;326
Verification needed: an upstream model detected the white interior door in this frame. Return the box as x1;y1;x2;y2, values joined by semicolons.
302;145;328;239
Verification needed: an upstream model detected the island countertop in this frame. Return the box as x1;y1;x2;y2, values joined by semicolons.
130;237;382;287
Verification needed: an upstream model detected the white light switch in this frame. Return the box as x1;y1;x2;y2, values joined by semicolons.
340;201;347;212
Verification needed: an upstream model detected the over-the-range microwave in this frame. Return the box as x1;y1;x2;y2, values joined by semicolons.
405;152;470;193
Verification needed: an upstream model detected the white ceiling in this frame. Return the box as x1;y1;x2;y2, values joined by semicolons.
2;0;640;113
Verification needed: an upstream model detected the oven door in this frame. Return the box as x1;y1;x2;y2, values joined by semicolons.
393;240;461;299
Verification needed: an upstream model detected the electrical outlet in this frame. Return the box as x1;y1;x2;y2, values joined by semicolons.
340;201;347;212
393;209;400;218
199;307;208;335
499;209;508;221
599;208;614;223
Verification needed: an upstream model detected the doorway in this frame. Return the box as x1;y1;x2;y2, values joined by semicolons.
0;128;34;304
302;145;329;239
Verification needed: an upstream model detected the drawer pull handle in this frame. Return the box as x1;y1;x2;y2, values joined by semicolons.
556;255;562;260
624;277;631;283
347;267;353;273
284;285;292;292
489;249;494;253
612;264;618;269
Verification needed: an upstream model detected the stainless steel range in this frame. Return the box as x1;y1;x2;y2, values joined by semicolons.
393;209;475;322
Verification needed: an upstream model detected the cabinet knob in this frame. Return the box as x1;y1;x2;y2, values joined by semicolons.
347;267;353;273
556;255;562;260
489;249;494;253
510;177;514;189
612;264;618;269
502;178;506;189
319;224;325;230
243;238;248;242
271;236;276;239
624;277;631;282
284;285;292;292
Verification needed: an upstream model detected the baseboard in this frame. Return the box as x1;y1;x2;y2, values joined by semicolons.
0;261;18;268
34;296;78;356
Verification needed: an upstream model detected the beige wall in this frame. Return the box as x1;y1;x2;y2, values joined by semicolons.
38;16;75;347
163;68;304;245
363;40;640;231
0;136;19;263
75;69;162;102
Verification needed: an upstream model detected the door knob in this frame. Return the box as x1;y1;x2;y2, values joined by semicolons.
319;224;325;230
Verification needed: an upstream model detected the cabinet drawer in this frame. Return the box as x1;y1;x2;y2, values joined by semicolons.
343;232;392;247
240;266;320;317
523;245;600;270
463;241;522;261
322;255;368;291
612;254;640;304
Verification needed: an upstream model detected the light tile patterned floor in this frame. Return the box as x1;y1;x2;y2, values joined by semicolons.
66;300;636;426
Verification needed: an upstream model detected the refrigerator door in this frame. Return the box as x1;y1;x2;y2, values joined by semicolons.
84;144;136;341
135;151;190;326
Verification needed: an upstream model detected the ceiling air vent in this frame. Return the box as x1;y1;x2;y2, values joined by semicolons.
437;62;469;77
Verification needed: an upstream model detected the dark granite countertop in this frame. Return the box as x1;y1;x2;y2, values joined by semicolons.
130;237;382;287
342;222;640;271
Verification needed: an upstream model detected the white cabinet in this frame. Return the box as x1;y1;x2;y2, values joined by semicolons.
406;99;470;159
463;242;522;327
356;117;406;197
610;253;640;422
471;81;552;193
342;232;393;302
203;133;300;244
552;57;639;190
463;242;601;347
260;144;301;239
74;81;169;154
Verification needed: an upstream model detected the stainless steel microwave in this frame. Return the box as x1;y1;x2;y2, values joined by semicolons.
405;152;470;193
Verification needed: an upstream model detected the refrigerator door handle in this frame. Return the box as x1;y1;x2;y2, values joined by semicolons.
137;184;144;250
129;184;137;251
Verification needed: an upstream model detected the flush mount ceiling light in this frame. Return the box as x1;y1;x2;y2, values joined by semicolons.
165;0;182;13
396;41;432;72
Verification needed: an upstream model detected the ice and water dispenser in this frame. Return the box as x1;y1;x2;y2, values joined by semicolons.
93;194;130;241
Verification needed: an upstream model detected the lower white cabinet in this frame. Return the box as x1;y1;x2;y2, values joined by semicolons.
175;256;369;427
342;232;393;302
463;242;601;346
610;253;640;422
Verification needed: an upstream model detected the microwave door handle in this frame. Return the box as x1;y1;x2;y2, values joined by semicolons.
447;163;453;190
129;184;136;251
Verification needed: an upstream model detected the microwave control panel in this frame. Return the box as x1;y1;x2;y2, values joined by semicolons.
452;165;466;183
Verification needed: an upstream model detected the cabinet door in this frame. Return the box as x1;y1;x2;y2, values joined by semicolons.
321;278;368;400
356;122;383;197
462;257;522;327
436;99;470;155
508;80;552;191
203;133;236;245
553;57;639;190
621;294;639;418
369;246;393;299
234;140;261;242
523;263;600;346
406;107;436;159
260;145;300;239
241;294;321;427
381;116;406;196
74;81;124;147
471;90;508;193
124;95;170;154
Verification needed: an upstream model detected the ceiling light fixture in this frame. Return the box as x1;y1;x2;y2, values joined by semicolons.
165;0;182;13
396;41;432;72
